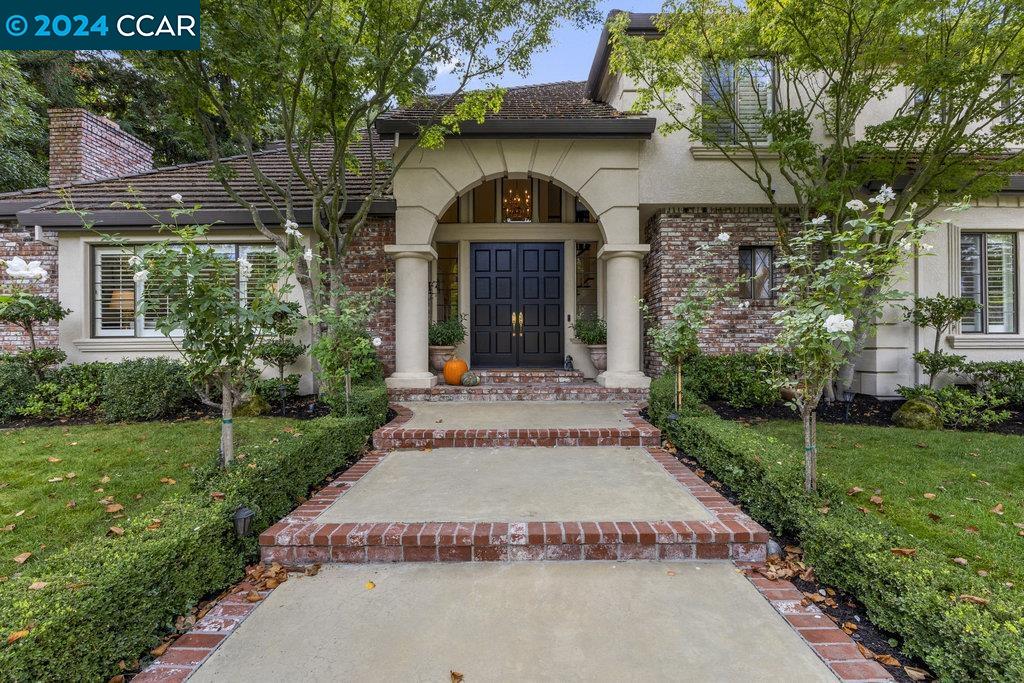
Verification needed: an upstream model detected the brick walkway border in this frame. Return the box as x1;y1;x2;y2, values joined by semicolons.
745;572;895;682
372;404;661;450
259;445;769;566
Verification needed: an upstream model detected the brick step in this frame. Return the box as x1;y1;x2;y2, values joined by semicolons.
391;382;648;402
464;369;587;385
372;404;660;450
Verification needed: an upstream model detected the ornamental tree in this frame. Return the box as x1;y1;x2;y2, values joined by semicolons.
762;202;932;491
903;294;980;387
136;0;597;357
611;0;1024;391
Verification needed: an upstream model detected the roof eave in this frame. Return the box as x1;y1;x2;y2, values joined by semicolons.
586;11;662;102
12;200;397;230
375;117;656;138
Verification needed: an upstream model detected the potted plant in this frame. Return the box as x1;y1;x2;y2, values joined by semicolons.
428;314;466;372
572;316;608;371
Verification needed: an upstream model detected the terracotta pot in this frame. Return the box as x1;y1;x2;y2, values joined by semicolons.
443;357;469;386
586;344;607;372
429;345;455;373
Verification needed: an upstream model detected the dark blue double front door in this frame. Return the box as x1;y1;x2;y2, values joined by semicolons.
470;242;564;368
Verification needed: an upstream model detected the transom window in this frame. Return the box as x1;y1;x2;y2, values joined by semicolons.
92;243;275;337
960;232;1017;334
701;59;773;145
439;177;595;225
738;246;774;300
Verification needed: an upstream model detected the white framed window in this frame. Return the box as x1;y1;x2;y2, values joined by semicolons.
960;232;1017;334
702;59;773;145
92;243;278;338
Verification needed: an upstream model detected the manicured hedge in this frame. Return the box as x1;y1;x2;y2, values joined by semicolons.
659;413;1024;682
0;414;377;681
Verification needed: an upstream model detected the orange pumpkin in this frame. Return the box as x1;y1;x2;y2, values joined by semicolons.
443;357;469;386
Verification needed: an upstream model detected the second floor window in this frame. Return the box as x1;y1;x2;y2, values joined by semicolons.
738;246;774;300
960;232;1017;334
702;59;773;145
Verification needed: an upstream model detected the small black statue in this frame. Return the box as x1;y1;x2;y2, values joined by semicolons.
563;355;574;371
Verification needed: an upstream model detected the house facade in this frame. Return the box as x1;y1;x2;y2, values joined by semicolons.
2;13;1022;397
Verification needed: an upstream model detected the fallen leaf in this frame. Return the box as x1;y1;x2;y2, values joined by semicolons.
28;581;47;591
952;557;968;566
891;547;917;557
14;510;24;517
6;629;30;644
450;671;464;683
869;495;884;506
875;653;900;667
927;513;941;523
923;493;936;500
100;476;110;484
304;564;321;577
68;442;78;446
965;525;979;534
847;486;864;496
66;500;76;509
817;506;830;515
856;643;874;659
904;666;929;681
146;519;163;530
13;552;31;564
105;503;124;514
64;472;76;479
150;641;170;657
108;675;126;683
977;570;990;577
841;621;858;634
959;594;989;606
108;526;125;537
46;457;61;463
47;477;64;483
245;591;262;603
364;580;376;590
211;492;225;501
159;477;176;485
1;524;13;532
990;503;1004;515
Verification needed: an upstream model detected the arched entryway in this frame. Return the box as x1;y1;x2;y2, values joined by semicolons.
385;138;650;390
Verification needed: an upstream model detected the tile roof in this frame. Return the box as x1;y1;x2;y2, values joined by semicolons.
378;81;625;123
0;132;392;221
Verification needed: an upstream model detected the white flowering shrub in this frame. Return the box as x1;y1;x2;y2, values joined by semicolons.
762;190;932;490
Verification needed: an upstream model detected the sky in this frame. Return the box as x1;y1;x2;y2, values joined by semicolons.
430;1;663;93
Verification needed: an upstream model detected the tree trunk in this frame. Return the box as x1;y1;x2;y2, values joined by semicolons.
675;363;683;412
220;377;234;468
802;403;818;492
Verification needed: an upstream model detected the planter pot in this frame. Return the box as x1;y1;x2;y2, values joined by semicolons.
586;344;607;372
429;346;456;373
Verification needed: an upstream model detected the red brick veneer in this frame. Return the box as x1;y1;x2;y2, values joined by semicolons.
388;383;650;402
258;445;768;566
745;573;895;682
372;404;661;450
0;224;59;353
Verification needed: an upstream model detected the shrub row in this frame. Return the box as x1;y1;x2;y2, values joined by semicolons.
0;356;195;422
0;413;380;681
664;352;781;409
658;412;1024;681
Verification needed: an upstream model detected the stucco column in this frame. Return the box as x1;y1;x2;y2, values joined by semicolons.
384;244;437;389
596;244;651;389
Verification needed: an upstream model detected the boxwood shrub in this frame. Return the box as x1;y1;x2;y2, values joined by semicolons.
660;412;1024;681
101;358;196;422
0;414;378;681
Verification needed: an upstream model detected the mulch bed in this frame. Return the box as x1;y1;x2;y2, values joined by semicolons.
669;447;932;682
709;394;1024;437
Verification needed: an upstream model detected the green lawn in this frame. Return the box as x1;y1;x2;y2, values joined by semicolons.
752;420;1024;588
0;418;300;576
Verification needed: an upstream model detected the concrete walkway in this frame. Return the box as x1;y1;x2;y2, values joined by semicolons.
190;562;837;683
396;401;633;429
315;446;711;523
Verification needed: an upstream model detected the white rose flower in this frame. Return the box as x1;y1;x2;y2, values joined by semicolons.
128;254;143;268
900;239;914;253
303;248;313;263
133;269;150;284
284;219;299;231
810;215;828;226
5;256;48;281
824;313;854;334
170;193;183;203
284;221;303;239
238;258;253;279
869;184;896;205
845;199;867;211
372;336;382;348
715;232;730;243
920;242;934;252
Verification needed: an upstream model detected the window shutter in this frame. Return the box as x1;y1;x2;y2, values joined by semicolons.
735;61;771;144
985;234;1016;333
239;245;279;307
94;248;136;336
960;234;983;332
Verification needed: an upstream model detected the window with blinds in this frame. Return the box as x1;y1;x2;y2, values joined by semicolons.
702;59;773;145
960;232;1017;334
739;246;774;300
92;243;280;338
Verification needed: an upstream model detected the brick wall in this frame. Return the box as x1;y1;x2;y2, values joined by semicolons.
642;207;793;376
0;223;59;353
48;108;153;186
340;217;396;374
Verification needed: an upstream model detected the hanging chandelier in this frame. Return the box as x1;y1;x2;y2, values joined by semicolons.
502;183;532;222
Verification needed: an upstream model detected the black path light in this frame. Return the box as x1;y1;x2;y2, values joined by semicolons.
233;506;255;537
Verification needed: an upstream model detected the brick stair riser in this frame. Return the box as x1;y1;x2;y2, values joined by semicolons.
373;434;661;449
390;388;650;402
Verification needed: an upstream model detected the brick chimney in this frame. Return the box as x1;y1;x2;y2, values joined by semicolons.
48;108;154;186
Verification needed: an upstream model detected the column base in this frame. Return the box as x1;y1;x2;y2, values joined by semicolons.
385;372;438;389
596;371;651;389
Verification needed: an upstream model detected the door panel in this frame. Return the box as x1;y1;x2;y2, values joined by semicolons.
470;242;564;368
